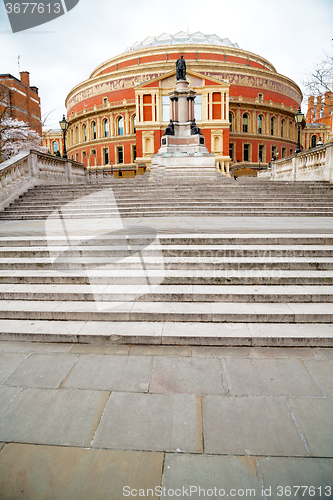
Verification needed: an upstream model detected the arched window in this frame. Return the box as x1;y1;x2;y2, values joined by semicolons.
91;121;97;140
270;117;275;136
52;141;59;154
82;124;87;142
75;126;79;144
132;115;136;134
257;115;263;134
242;113;249;133
311;135;317;148
281;119;285;138
104;119;109;138
229;112;233;132
118;116;124;136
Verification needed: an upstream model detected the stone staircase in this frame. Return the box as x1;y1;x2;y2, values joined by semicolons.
0;176;332;345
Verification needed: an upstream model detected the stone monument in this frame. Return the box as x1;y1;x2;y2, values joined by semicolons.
150;56;217;179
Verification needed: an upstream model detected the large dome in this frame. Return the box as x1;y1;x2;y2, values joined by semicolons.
125;31;239;52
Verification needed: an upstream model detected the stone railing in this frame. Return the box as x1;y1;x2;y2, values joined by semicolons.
0;149;86;211
258;142;333;182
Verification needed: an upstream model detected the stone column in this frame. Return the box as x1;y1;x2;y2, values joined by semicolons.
209;93;213;121
135;96;140;121
152;94;156;122
140;96;144;123
156;94;161;121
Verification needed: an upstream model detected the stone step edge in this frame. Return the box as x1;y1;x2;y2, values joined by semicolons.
0;320;332;347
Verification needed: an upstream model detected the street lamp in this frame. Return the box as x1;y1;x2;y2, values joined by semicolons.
295;106;304;154
59;115;69;159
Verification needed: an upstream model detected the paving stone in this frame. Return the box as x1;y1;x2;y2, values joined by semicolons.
247;323;333;346
129;345;191;356
0;386;21;415
0;340;73;353
192;346;253;357
0;353;28;384
203;396;308;456
287;398;333;457
63;354;153;392
0;443;163;500
0;388;109;447
253;347;318;358
92;392;202;452
69;344;130;355
303;360;333;396
315;348;333;360
150;356;227;394
258;457;333;496
4;353;78;389
224;358;323;396
162;454;261;498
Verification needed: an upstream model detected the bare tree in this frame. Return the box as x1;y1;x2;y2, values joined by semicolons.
303;53;333;97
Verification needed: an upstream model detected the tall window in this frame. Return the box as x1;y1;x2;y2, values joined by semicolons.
194;94;202;121
82;124;86;141
132;145;137;162
103;148;109;165
270;117;275;136
242;113;249;133
281;119;285;138
282;147;286;158
118;116;124;136
271;146;276;159
229;143;234;160
311;135;317;148
117;146;124;164
75;126;79;143
244;144;249;161
104;119;109;138
52;141;59;154
91;121;97;140
162;96;170;122
229;112;233;132
257;115;263;134
132;115;136;134
259;145;264;162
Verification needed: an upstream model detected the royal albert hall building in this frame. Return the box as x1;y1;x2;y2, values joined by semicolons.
65;32;302;177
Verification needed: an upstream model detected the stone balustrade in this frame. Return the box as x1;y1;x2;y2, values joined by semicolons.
0;149;86;211
258;142;333;182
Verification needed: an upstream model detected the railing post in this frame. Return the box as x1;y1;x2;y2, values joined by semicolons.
324;143;333;183
291;156;297;181
65;160;72;184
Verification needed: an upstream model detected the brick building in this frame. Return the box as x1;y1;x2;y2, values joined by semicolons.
0;71;42;136
65;32;304;174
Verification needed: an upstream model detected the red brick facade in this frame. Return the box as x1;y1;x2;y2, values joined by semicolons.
0;72;42;135
65;36;302;171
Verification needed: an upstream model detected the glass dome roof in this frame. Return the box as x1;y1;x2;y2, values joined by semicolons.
125;31;239;52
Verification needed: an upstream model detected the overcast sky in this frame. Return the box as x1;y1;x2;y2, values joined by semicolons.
1;0;332;129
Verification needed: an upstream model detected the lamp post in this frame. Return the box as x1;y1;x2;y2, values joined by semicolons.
295;106;304;154
59;115;69;159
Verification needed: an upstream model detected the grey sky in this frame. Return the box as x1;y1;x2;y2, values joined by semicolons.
0;0;332;129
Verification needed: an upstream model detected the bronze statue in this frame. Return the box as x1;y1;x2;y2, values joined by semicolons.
190;119;202;135
176;55;186;80
163;119;175;136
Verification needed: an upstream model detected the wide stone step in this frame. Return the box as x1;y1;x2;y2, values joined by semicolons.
1;244;332;257
1;256;333;270
0;269;332;285
0;300;332;323
0;284;332;303
0;319;332;346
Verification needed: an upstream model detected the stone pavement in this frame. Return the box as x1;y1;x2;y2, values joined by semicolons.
0;340;332;499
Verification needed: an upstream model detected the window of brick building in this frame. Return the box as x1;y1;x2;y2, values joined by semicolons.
257;115;263;134
117;146;124;164
118;117;124;136
244;144;249;161
242;113;249;133
270;117;275;136
91;121;97;140
104;119;109;138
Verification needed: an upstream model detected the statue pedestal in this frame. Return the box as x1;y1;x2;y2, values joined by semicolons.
150;78;218;179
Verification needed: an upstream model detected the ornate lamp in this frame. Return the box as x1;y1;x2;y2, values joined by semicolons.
59;115;69;159
295;107;304;154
